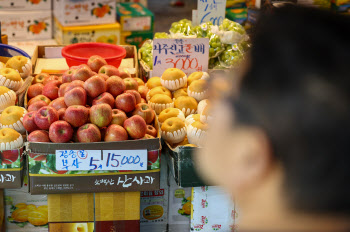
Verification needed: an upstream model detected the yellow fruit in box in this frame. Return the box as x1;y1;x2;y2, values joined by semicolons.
174;96;198;117
0;68;23;91
12;208;29;222
158;108;185;125
173;88;188;99
149;94;174;114
188;79;209;101
161;117;187;144
0;61;4;69
5;56;32;79
0;86;16;113
0;106;27;134
146;77;162;89
185;114;201;127
187;71;210;86
187;121;208;147
147;86;172;101
161;68;187;91
0;128;23;150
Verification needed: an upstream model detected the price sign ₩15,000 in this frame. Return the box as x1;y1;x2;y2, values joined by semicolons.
152;38;209;77
56;150;148;171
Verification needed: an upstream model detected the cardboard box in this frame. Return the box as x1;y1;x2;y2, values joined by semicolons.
31;45;138;78
117;3;154;32
168;173;191;232
4;179;48;231
331;0;350;12
0;0;51;11
0;190;4;231
163;142;206;188
140;153;168;232
54;18;121;45
0;147;24;189
116;0;148;7
226;8;248;25
121;31;153;49
227;0;247;8
297;0;331;8
0;10;52;41
53;0;116;26
191;186;236;231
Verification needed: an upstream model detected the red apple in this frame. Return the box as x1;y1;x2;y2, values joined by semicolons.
27;83;44;99
28;101;48;112
49;121;73;143
77;123;101;142
34;106;59;130
99;65;120;77
125;90;141;104
23;111;39;133
42;80;61;100
71;64;93;82
111;109;127;126
33;73;50;84
141;98;147;103
124;78;138;91
43;75;61;86
99;73;109;81
87;55;108;72
83;75;107;98
65;80;85;93
58;83;69;97
49;97;67;111
123;115;147;139
62;69;74;83
28;130;50;142
106;76;125;97
146;125;157;137
100;127;107;139
90;103;112;128
57;108;66;120
92;92;115;108
115;93;136;113
118;68;131;79
132;103;155;124
64;105;89;128
28;95;51;106
64;87;87;107
104;124;128;142
138;85;149;99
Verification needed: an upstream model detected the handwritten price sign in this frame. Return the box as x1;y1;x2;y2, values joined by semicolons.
152;38;209;77
198;0;227;25
56;150;147;171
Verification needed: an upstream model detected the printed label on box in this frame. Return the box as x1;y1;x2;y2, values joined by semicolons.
152;38;209;77
56;150;148;171
123;17;152;31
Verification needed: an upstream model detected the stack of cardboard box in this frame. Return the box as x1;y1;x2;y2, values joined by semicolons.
0;0;52;41
117;2;154;48
53;0;120;45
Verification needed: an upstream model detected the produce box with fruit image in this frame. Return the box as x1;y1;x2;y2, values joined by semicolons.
331;0;350;12
54;18;121;45
116;2;154;32
54;0;116;26
0;10;52;41
24;44;161;194
0;147;25;189
0;0;52;11
4;176;48;232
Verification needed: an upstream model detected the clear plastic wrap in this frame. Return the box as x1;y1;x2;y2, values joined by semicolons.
139;39;153;69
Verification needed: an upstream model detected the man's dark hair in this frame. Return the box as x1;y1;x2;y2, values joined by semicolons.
232;6;350;214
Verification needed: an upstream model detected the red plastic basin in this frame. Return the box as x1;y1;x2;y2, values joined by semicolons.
61;42;126;68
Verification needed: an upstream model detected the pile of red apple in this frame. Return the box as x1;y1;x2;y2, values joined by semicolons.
24;55;156;143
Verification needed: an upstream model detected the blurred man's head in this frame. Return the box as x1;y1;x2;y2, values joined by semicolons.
196;5;350;230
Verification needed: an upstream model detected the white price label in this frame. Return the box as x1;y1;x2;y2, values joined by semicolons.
152;38;209;77
56;150;148;171
197;0;227;25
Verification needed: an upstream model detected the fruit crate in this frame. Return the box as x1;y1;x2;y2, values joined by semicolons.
163;141;206;188
0;146;25;189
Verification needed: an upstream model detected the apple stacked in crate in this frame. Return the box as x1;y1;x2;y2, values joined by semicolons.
146;68;211;148
0;0;52;41
53;0;120;45
24;55;157;143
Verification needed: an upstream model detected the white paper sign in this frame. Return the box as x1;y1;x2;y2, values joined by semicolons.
152;38;209;77
197;0;227;25
56;150;148;171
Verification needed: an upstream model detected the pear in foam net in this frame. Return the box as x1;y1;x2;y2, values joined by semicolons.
174;96;198;117
5;56;32;79
161;68;187;91
0;68;23;91
0;128;24;150
187;79;209;102
187;121;208;147
146;86;172;101
149;94;174;115
161;117;187;144
0;86;16;113
185;114;201;127
158;108;185;126
187;71;209;86
0;106;27;134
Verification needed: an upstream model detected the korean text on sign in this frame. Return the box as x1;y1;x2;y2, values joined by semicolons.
152;38;209;77
198;0;227;25
56;150;148;171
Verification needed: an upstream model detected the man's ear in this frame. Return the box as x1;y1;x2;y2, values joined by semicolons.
224;127;272;195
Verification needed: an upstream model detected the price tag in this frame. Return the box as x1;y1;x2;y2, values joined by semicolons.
56;150;147;171
152;38;209;77
197;0;227;25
